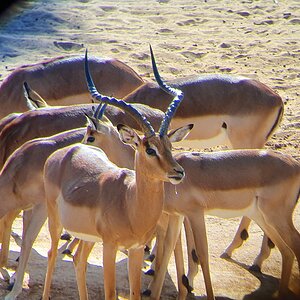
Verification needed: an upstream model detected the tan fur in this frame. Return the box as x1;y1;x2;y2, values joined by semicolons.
149;150;300;300
0;103;164;170
124;74;283;148
42;125;188;300
0;55;144;119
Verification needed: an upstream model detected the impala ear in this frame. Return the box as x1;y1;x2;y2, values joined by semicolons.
168;124;194;143
117;124;140;148
84;113;97;131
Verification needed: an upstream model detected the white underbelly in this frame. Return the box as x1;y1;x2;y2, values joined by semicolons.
67;230;102;242
206;200;256;219
171;115;232;148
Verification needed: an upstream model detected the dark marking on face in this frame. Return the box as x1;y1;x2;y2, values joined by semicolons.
222;122;227;129
267;238;275;249
240;229;249;241
191;249;199;263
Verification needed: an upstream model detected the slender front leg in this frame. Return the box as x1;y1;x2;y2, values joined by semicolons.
173;230;190;300
187;211;215;300
42;202;63;300
150;213;169;273
0;210;20;267
73;240;95;300
184;217;198;289
128;246;144;300
5;204;47;300
147;215;183;299
103;243;117;300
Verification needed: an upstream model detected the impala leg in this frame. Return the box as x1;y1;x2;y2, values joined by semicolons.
5;204;47;300
146;215;183;299
250;234;274;272
266;217;300;295
187;211;215;300
149;213;169;273
0;210;20;267
73;240;95;300
103;243;117;300
221;216;251;258
42;202;62;300
128;246;144;300
253;217;295;298
174;230;190;299
62;237;80;256
184;217;198;289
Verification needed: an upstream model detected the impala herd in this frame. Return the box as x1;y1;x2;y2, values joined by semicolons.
0;45;298;300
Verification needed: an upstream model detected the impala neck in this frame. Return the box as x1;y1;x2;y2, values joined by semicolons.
131;154;164;240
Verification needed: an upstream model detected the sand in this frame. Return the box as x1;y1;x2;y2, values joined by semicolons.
0;0;299;299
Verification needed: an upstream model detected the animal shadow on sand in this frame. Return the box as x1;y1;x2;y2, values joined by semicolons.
0;232;179;299
221;256;300;300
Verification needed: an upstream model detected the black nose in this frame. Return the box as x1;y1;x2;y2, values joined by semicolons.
175;169;184;177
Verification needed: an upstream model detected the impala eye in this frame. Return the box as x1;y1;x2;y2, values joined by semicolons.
146;147;156;156
87;136;95;143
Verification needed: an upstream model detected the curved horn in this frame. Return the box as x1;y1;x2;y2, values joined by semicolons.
149;45;184;137
85;49;155;138
93;102;108;120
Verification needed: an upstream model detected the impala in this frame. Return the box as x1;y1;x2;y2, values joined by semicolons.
0;102;164;171
123;67;284;269
145;149;300;300
0;100;164;269
0;103;143;300
0;54;144;119
1;51;284;266
41;48;190;300
63;99;299;300
0;127;91;300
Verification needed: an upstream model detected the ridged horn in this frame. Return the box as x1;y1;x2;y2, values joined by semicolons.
85;49;155;138
149;45;184;137
93;102;107;120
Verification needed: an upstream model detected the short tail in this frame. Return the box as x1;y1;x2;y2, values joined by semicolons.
266;101;284;140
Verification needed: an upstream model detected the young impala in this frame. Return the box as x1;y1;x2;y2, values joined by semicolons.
0;54;144;119
41;48;190;300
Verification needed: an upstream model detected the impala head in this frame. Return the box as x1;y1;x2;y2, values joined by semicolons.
83;103;112;145
85;47;192;184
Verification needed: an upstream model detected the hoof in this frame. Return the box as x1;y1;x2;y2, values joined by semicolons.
7;282;14;291
182;275;193;294
142;289;151;297
146;254;155;262
60;233;72;241
220;252;231;259
249;264;261;273
144;245;151;254
145;269;155;276
62;249;72;256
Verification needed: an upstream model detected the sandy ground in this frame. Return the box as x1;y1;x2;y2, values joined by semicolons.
0;0;299;299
